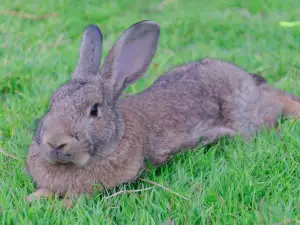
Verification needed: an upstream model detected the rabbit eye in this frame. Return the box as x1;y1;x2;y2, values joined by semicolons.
90;103;101;117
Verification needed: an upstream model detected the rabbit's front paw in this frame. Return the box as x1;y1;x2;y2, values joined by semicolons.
26;188;52;203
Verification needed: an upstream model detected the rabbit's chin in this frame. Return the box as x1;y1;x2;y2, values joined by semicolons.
42;151;91;168
71;153;91;167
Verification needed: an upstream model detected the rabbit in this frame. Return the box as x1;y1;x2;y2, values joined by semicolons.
26;20;300;202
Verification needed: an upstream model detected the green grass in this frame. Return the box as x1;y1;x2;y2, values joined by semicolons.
0;0;300;224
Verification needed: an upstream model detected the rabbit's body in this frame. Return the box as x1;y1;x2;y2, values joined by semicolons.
120;59;282;164
26;21;300;200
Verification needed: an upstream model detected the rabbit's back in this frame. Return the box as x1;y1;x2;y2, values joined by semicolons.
120;59;282;164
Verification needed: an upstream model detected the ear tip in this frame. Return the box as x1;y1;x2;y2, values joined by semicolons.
140;20;160;26
133;20;160;32
84;24;103;39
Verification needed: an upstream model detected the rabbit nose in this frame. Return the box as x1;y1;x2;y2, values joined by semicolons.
48;142;68;151
44;134;73;151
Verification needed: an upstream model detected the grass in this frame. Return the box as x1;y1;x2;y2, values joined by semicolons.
0;0;300;224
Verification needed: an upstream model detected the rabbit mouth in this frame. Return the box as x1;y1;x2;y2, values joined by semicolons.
48;149;73;164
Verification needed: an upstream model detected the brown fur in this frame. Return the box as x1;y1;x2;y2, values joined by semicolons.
26;21;300;200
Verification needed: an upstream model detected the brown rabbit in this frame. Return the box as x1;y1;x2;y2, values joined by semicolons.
26;20;300;201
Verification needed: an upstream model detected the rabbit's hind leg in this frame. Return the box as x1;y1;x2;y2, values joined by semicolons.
147;126;236;166
191;123;237;145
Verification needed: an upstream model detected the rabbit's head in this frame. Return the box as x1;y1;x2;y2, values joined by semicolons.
34;21;160;167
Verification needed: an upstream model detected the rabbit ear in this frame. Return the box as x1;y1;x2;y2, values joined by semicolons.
101;20;160;101
73;25;103;79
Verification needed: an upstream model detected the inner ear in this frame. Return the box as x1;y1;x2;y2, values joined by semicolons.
100;20;160;102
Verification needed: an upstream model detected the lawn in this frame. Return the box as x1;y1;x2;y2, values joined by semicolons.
0;0;300;224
